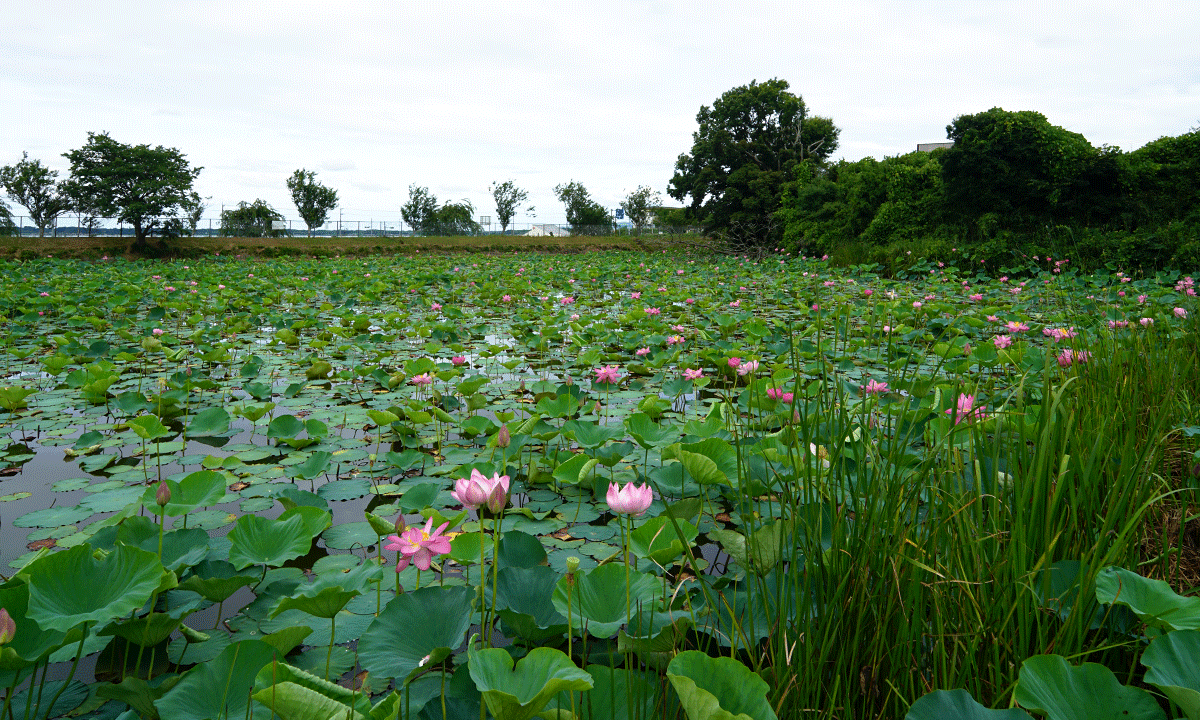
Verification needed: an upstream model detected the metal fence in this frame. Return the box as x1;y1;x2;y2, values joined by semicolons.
6;215;696;239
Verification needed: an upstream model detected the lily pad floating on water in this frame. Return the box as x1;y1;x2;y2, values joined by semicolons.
13;505;95;529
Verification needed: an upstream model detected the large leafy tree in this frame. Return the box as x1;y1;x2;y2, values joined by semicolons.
431;199;482;236
401;184;439;235
0;198;16;236
553;181;611;234
0;152;72;237
287;169;338;237
669;79;839;246
489;180;529;233
60;132;202;245
940;107;1097;228
219;199;287;237
620;185;661;233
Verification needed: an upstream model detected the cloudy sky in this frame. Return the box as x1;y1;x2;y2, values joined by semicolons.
4;1;1198;230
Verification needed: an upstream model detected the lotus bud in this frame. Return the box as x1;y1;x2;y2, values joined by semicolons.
496;424;511;448
0;608;15;645
155;480;171;507
486;483;508;515
394;514;408;535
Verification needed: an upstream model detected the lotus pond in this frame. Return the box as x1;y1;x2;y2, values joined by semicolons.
0;251;1198;719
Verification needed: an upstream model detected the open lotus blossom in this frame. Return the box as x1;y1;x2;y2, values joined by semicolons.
452;468;510;514
1141;317;1154;326
1175;307;1188;318
431;303;442;311
385;517;453;572
606;481;653;516
993;335;1013;349
1004;321;1030;333
683;368;704;381
594;365;621;384
736;359;759;376
409;373;434;386
1057;349;1092;367
766;388;795;402
946;393;987;424
645;306;661;315
635;347;650;356
727;357;742;369
667;335;685;346
862;380;888;395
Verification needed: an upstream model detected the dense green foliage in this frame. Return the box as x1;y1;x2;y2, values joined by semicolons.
219;199;287;237
0;152;71;237
777;110;1200;272
286;169;339;237
669;79;839;247
554;180;612;233
490;180;530;233
59;132;202;245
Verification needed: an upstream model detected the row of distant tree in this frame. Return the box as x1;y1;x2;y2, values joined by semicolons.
0;135;666;244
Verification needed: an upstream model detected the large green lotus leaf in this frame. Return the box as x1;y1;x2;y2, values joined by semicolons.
186;407;231;437
81;485;146;513
272;586;360;620
6;679;89;720
624;412;677;449
228;513;313;570
666;651;778;720
155;639;283;720
321;521;378;551
128;414;172;441
251;661;372;720
546;666;660;720
498;529;549;569
495;566;568;643
0;582;79;669
98;612;182;648
630;515;698;565
1141;629;1200;720
468;646;593;720
1095;565;1200;631
677;449;730;486
358;585;474;686
275;486;329;511
905;689;1034;719
113;516;209;572
267;414;306;439
291;450;333;480
27;543;165;633
279;505;333;538
1014;654;1166;720
563;420;625;448
13;504;93;528
142;469;228;517
551;563;660;639
96;676;177;720
317;478;371;502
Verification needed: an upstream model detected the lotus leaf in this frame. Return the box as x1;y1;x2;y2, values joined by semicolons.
666;650;778;720
26;543;166;633
227;513;313;570
358;585;474;686
468;645;593;720
1141;629;1200;720
551;563;660;638
1013;654;1165;720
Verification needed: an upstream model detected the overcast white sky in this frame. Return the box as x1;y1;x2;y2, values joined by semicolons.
3;1;1198;229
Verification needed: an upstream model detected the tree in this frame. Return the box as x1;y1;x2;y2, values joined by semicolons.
219;200;287;237
0;152;72;237
489;180;529;233
287;169;339;237
621;185;661;233
60;132;201;246
0;198;16;237
182;192;207;236
668;79;839;246
940;107;1095;229
431;199;482;236
553;181;612;234
401;184;439;235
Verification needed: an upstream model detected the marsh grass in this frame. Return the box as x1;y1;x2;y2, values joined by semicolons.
691;319;1200;718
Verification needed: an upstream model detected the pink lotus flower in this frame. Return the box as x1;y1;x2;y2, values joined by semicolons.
1004;321;1029;333
385;518;453;572
594;365;621;384
912;301;922;309
729;300;740;308
560;297;574;305
667;335;685;346
0;608;14;645
683;368;704;381
606;481;653;516
946;394;987;425
1175;307;1188;318
451;356;467;366
736;359;759;376
862;380;888;395
645;307;661;315
452;468;510;514
969;294;983;302
631;291;641;299
993;335;1012;349
152;328;164;336
409;373;434;386
727;357;742;369
1141;317;1154;326
766;388;794;402
431;303;442;311
863;289;873;297
502;294;512;302
635;347;650;357
685;298;695;304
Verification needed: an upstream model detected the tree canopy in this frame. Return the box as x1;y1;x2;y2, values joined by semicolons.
0;152;72;237
553;181;611;233
287;169;338;237
60;132;202;245
669;79;839;246
621;186;661;233
219;199;287;237
490;180;529;233
401;184;439;235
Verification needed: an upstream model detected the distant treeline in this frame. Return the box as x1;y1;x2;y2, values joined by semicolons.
777;108;1200;272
